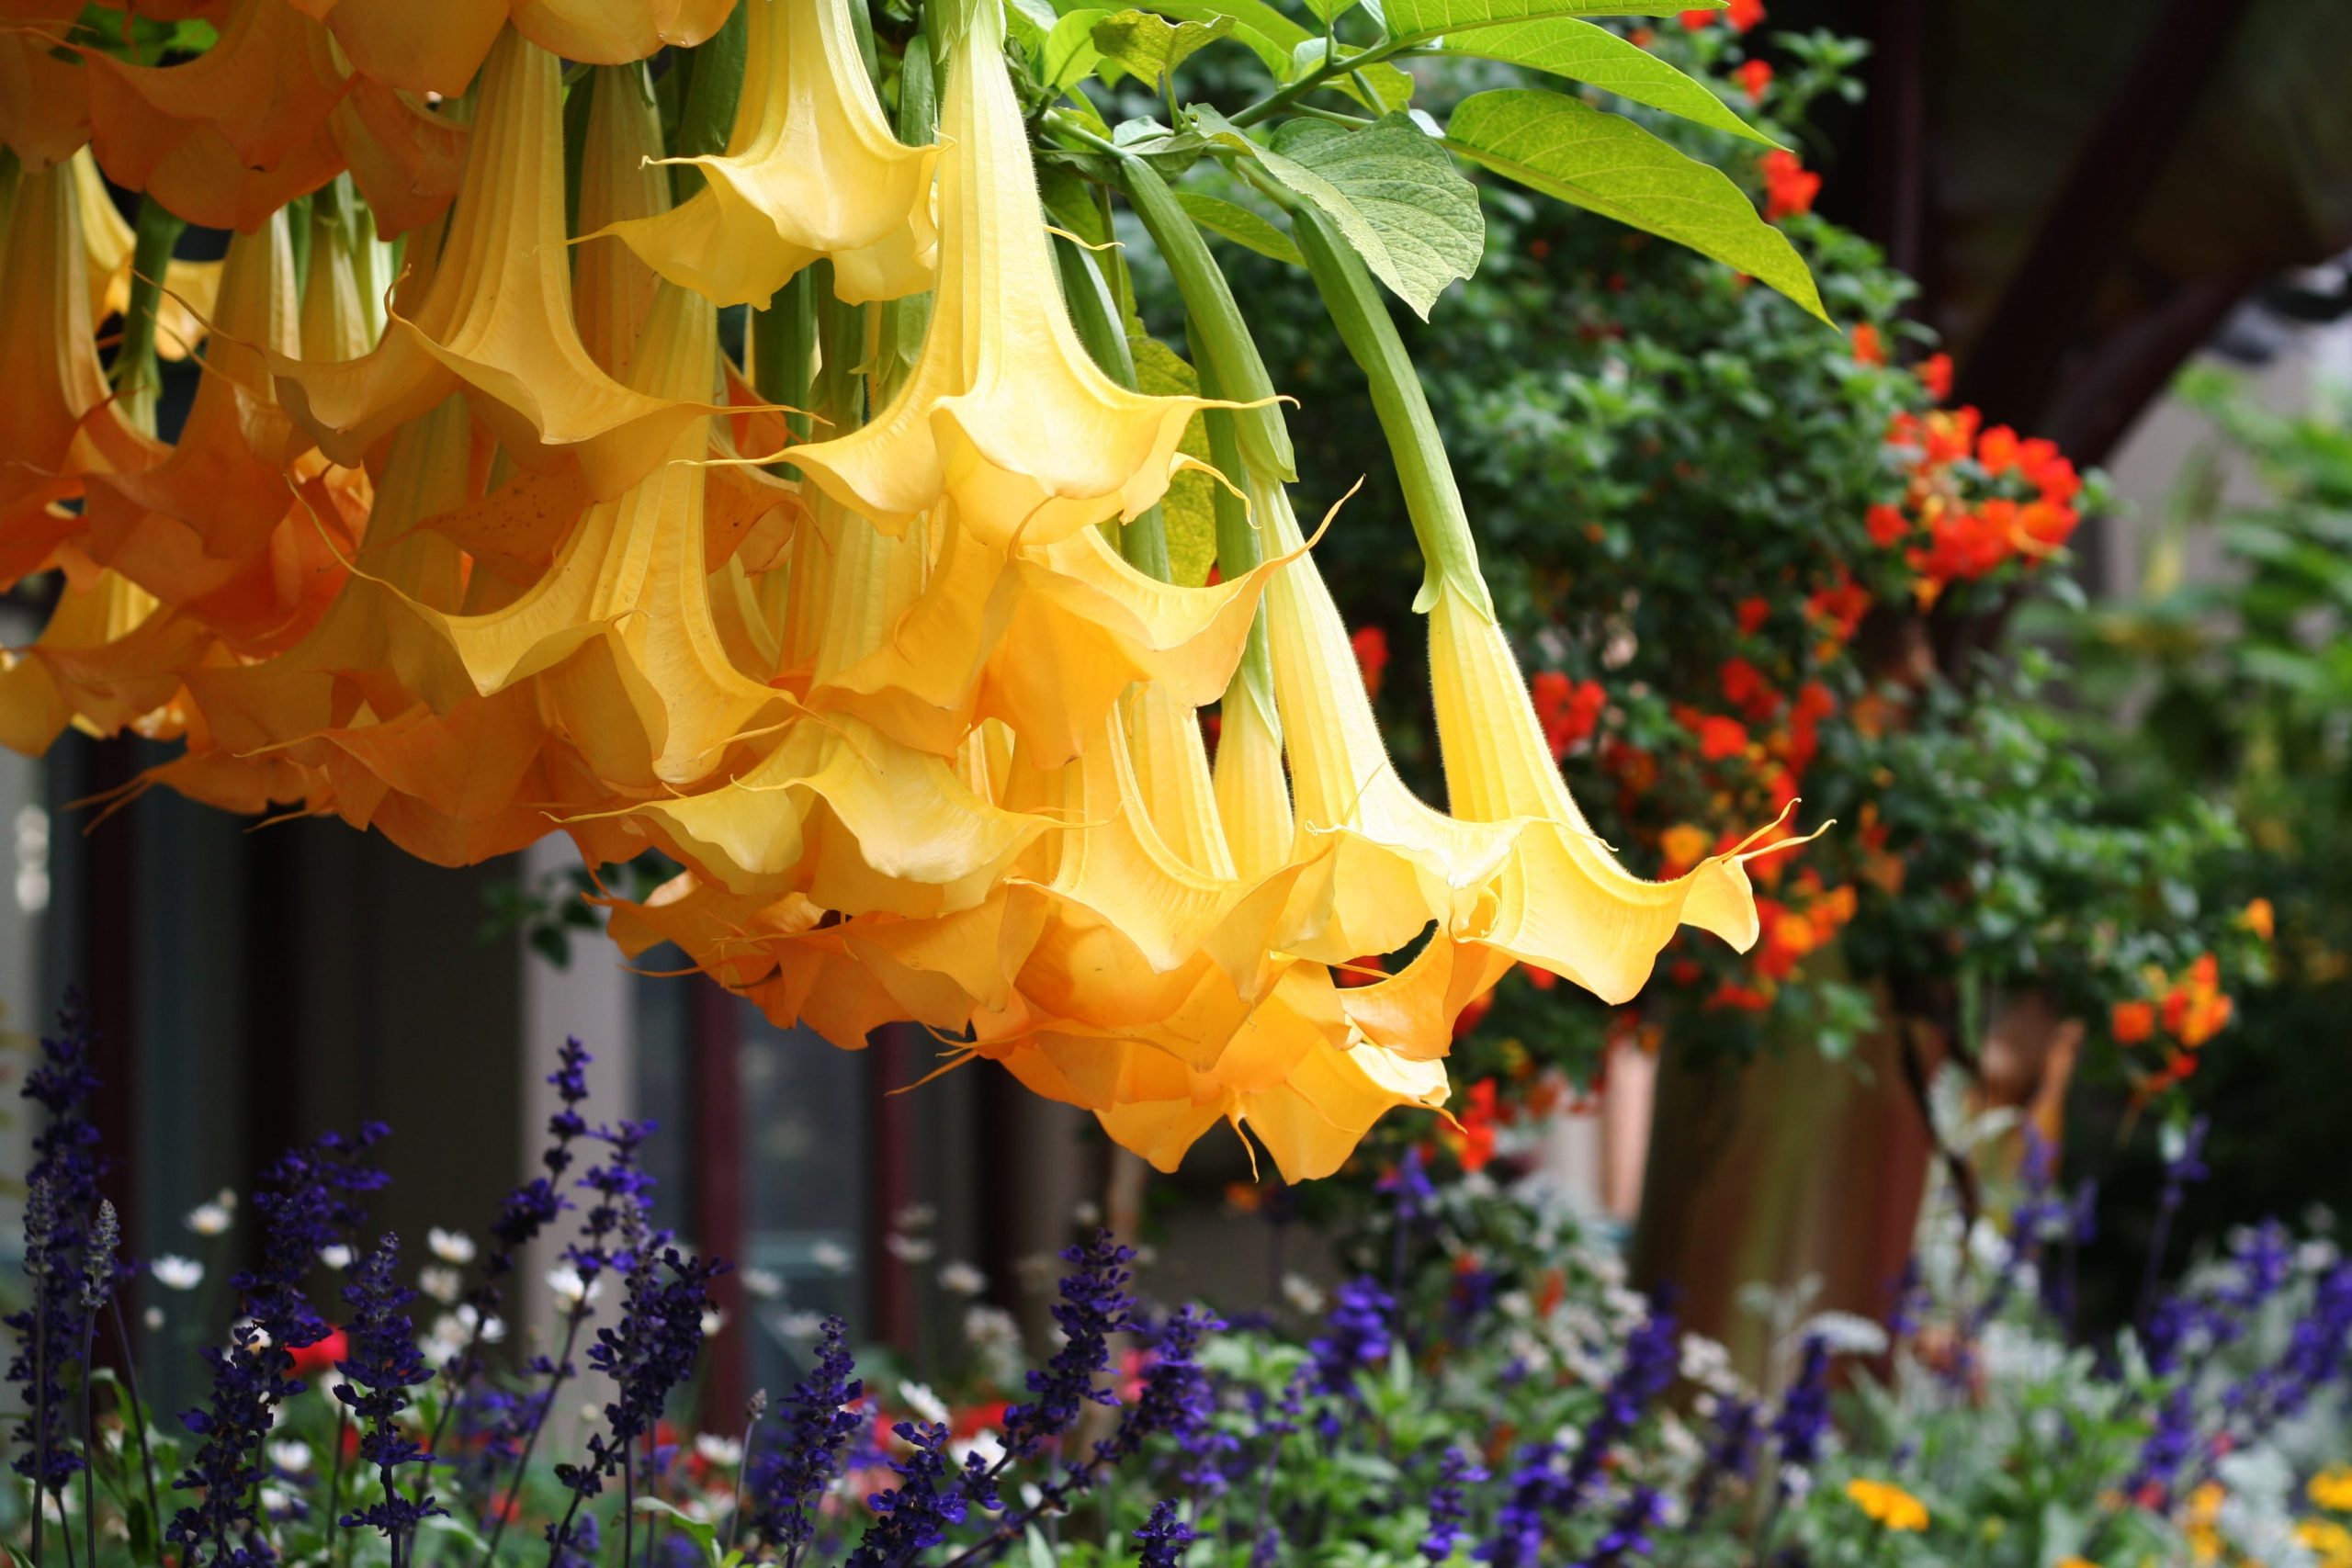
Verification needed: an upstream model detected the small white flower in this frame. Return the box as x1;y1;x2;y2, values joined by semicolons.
259;1485;299;1518
741;1267;785;1301
695;1434;744;1467
1071;1201;1102;1227
899;1381;951;1427
142;1306;164;1332
267;1441;312;1474
546;1267;602;1307
894;1202;937;1233
886;1234;936;1266
152;1255;204;1291
318;1245;354;1271
810;1240;854;1275
952;1429;1006;1470
582;1402;605;1424
780;1311;827;1338
185;1201;233;1237
963;1305;1023;1387
700;1309;728;1338
1280;1274;1325;1315
427;1228;477;1265
418;1266;463;1305
1795;1311;1889;1359
237;1321;274;1351
1131;1244;1159;1269
1679;1334;1732;1385
937;1261;987;1297
461;1304;506;1345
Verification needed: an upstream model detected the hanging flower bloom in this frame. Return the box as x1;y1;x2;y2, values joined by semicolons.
602;0;938;308
786;0;1233;550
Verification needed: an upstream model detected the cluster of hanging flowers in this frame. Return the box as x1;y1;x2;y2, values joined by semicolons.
0;0;1816;1179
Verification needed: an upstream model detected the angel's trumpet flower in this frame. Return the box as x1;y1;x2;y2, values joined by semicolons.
85;0;349;231
0;159;151;582
0;3;90;176
80;209;368;658
0;570;207;754
288;0;737;101
787;0;1227;549
602;0;937;308
573;63;670;383
269;27;713;501
1294;203;1815;1004
71;151;220;364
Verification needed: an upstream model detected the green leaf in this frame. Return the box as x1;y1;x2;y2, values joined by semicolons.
1255;114;1485;318
633;1498;721;1567
1092;8;1235;85
1043;8;1111;89
1136;0;1408;112
1442;18;1779;145
1286;38;1416;111
1177;190;1307;265
1006;0;1061;42
1129;335;1219;586
1303;0;1360;22
1384;0;1713;39
1442;89;1828;321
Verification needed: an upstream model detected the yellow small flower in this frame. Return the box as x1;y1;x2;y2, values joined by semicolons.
2243;897;2275;942
2298;1516;2352;1568
2055;1558;2100;1568
1843;1478;1929;1533
2313;1466;2352;1513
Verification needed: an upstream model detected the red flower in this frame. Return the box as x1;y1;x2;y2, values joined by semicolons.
1977;424;2020;474
1350;625;1388;698
1758;151;1819;221
1694;714;1749;762
1850;322;1886;367
1520;961;1558;992
289;1328;348;1382
1916;353;1952;401
1736;595;1770;635
2110;1000;2155;1045
1725;0;1764;29
1707;981;1773;1011
1865;502;1910;547
1532;671;1607;759
1718;656;1781;721
1736;58;1773;99
1453;1080;1500;1172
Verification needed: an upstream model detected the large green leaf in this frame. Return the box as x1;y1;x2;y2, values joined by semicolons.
1384;0;1713;40
1246;113;1485;317
1093;8;1236;85
1043;8;1111;89
1442;18;1779;145
1177;190;1307;265
1442;88;1828;321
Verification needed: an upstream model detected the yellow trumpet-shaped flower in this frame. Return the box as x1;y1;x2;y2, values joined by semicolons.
269;27;713;501
603;0;937;308
81;209;370;659
0;568;207;754
787;0;1227;549
0;159;153;584
1255;474;1516;965
71;150;220;364
573;64;670;382
1429;580;1805;1004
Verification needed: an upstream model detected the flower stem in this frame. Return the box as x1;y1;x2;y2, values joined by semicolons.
478;1306;588;1568
107;1300;163;1564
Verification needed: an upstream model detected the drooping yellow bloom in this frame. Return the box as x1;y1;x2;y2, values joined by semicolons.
786;0;1226;549
0;158;153;583
1842;1478;1928;1533
0;2;90;176
0;569;206;755
269;27;714;500
602;0;937;308
71;150;220;363
573;64;672;383
1429;580;1809;1004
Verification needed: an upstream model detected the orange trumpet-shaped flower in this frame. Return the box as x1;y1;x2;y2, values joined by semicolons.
290;0;736;99
85;0;348;231
79;208;368;659
0;3;91;175
786;0;1227;549
71;150;220;365
269;26;714;501
0;568;207;755
0;159;150;583
603;0;937;308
